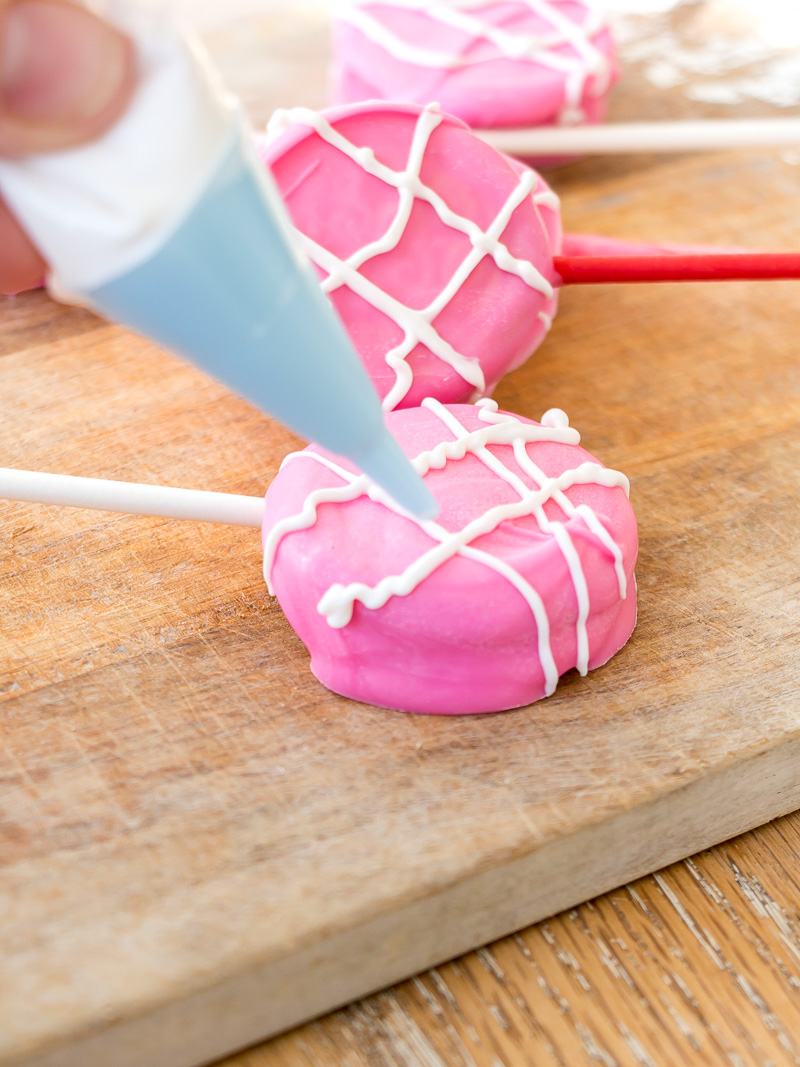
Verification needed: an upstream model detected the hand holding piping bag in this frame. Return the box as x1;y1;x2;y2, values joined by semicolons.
0;0;136;293
0;0;437;519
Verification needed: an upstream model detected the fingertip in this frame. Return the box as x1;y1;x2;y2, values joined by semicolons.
0;0;137;155
0;195;46;294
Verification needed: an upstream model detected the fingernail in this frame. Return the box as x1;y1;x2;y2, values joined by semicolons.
0;0;131;124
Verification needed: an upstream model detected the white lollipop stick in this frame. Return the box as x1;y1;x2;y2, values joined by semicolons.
0;469;264;528
476;118;800;158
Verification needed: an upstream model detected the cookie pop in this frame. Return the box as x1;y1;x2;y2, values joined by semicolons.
262;100;800;412
330;0;800;163
0;398;638;715
262;399;637;715
331;0;617;136
262;101;561;411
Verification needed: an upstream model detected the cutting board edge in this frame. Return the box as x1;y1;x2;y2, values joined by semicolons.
13;732;800;1067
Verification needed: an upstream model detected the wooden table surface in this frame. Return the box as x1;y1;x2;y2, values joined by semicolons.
237;817;800;1067
4;3;800;1067
212;4;800;1064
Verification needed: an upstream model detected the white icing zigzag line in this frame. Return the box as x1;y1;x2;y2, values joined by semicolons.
441;401;593;676
305;107;447;410
314;103;439;285
533;187;561;214
337;0;610;123
338;0;603;64
263;442;559;692
268;104;555;411
478;400;627;675
523;0;611;123
480;400;629;596
263;402;629;697
262;410;582;592
272;107;553;293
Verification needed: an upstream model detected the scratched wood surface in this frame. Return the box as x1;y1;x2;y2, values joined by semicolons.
3;3;800;1067
227;816;800;1067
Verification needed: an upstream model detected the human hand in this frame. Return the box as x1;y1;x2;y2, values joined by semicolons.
0;0;136;293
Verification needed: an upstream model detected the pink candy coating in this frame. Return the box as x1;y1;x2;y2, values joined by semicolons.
331;1;618;132
261;102;561;410
263;402;638;716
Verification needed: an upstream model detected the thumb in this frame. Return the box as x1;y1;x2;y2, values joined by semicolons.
0;0;136;156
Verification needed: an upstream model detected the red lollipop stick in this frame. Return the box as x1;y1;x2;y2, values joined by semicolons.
552;252;800;286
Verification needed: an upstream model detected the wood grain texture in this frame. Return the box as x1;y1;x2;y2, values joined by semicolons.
231;815;800;1067
3;3;800;1066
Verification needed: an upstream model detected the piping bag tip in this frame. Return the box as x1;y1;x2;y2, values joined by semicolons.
355;430;439;521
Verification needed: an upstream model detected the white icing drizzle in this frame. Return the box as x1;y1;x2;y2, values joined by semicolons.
540;406;569;428
264;400;630;697
335;0;613;125
476;399;628;674
532;187;562;213
266;103;557;410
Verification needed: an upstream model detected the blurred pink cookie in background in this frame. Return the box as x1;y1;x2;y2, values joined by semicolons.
330;1;618;133
261;101;561;411
263;399;638;715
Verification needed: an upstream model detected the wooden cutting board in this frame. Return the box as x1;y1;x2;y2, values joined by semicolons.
3;5;800;1067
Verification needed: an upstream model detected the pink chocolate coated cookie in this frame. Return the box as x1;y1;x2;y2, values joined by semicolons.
331;1;617;132
261;101;561;411
262;399;637;715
